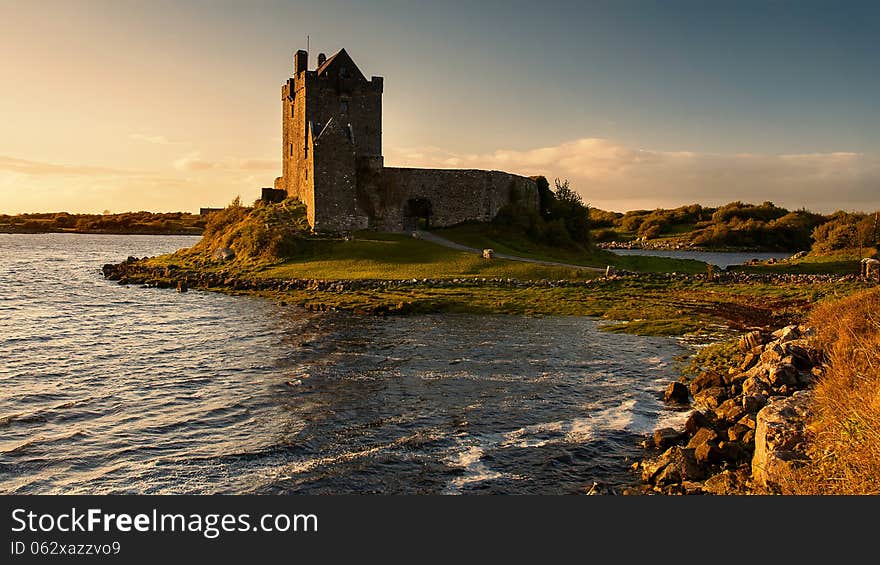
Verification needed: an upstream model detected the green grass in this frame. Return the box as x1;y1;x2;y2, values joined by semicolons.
254;232;598;281
231;276;866;337
433;223;708;273
730;249;865;275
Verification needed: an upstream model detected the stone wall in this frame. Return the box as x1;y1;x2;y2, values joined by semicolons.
366;167;539;232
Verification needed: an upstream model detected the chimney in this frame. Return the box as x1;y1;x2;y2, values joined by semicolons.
317;52;327;67
294;49;308;75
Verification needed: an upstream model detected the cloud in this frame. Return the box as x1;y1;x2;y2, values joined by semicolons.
386;139;880;213
172;153;278;172
173;152;217;171
0;155;139;177
129;133;179;145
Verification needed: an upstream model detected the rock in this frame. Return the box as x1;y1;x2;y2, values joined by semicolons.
715;398;746;424
693;386;727;410
739;352;759;371
742;375;769;397
738;330;766;353
680;481;705;495
738;414;757;430
752;391;812;492
653;427;685;450
768;363;798;387
644;447;705;485
702;470;741;495
212;247;235;261
684;410;712;435
689;371;725;396
727;423;751;442
663;381;690;404
742;393;767;414
772;325;800;343
717;440;743;462
176;281;188;293
687;427;719;450
760;343;786;365
694;442;723;465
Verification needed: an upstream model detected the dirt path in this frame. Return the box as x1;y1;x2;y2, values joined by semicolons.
415;230;605;272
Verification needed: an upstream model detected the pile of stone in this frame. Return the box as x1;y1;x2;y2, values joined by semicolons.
634;324;821;494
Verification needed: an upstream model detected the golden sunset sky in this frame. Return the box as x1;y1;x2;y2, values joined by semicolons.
1;0;878;214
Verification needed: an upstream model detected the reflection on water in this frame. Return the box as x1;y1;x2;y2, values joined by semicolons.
0;234;689;494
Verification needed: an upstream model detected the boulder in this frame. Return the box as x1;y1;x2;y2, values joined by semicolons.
714;398;746;424
702;470;741;495
742;376;769;397
694;442;723;465
727;423;751;442
742;393;768;415
653;427;685;450
739;352;759;371
738;330;766;353
752;391;812;492
768;363;798;387
663;381;690;404
643;447;705;485
717;440;743;462
693;386;727;410
772;325;800;343
760;343;786;365
687;427;719;450
684;410;712;435
689;371;725;396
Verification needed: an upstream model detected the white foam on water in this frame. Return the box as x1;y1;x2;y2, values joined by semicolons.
442;444;505;494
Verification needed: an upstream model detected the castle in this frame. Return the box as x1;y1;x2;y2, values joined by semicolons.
270;48;539;233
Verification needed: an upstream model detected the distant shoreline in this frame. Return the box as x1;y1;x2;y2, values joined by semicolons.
0;228;202;236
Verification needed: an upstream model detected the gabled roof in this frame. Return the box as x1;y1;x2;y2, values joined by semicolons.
316;48;367;82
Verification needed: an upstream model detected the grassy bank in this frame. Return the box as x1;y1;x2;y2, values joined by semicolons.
435;222;708;274
730;249;866;276
784;288;880;494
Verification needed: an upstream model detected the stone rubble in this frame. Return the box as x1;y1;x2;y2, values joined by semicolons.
631;324;821;495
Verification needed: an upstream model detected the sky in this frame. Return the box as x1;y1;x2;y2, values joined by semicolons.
1;0;878;214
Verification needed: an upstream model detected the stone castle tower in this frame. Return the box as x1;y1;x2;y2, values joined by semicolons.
273;48;538;233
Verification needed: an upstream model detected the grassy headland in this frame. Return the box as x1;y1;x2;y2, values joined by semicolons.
104;197;869;339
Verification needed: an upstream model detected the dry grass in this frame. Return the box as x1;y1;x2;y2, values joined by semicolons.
785;287;880;494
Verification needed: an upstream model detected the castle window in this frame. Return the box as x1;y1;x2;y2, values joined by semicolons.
289;143;293;156
340;66;349;78
343;125;352;142
340;100;348;113
291;104;295;117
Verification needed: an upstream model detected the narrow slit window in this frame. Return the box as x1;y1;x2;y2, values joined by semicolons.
340;100;349;113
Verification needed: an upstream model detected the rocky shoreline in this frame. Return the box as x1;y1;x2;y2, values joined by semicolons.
631;324;821;495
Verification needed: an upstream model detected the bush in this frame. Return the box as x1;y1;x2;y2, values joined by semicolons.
493;176;592;249
192;197;312;263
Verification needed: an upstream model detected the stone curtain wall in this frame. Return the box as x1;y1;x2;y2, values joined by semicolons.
372;168;539;232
